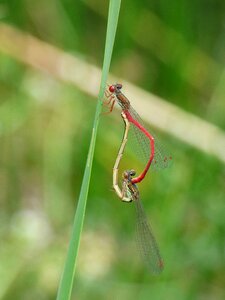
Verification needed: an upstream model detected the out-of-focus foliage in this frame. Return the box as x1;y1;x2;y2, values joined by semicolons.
0;1;224;300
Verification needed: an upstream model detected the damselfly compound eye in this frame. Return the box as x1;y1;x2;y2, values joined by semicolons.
123;171;129;179
130;169;136;176
117;83;122;89
109;85;115;93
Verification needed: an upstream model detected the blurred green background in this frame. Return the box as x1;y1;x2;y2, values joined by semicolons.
0;0;224;299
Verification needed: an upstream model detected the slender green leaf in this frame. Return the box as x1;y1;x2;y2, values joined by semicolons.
56;1;121;299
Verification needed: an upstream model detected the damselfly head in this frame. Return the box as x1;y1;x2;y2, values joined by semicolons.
109;83;123;93
123;169;136;181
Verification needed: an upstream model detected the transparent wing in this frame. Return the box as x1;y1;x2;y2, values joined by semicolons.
129;106;172;171
134;198;164;274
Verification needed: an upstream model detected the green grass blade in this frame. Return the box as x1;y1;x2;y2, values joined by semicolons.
56;1;121;299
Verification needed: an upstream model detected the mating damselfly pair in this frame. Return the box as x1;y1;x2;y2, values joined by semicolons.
105;84;172;274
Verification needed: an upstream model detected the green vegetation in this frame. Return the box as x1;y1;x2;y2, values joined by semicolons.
0;1;224;300
56;1;121;299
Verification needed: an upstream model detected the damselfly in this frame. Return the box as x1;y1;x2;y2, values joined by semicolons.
105;83;172;184
113;111;164;274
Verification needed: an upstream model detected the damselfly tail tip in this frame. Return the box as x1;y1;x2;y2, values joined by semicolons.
151;259;164;275
158;258;164;270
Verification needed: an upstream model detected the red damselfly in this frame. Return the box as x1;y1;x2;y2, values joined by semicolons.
105;83;172;184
